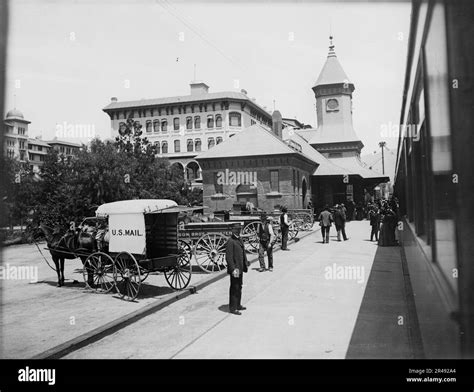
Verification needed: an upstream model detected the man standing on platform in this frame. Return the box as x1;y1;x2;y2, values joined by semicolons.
226;224;249;315
258;213;276;271
280;206;290;251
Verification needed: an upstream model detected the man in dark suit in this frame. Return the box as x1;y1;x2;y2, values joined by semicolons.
226;224;249;315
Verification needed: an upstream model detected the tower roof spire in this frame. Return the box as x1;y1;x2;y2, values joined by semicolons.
313;35;352;87
328;35;336;57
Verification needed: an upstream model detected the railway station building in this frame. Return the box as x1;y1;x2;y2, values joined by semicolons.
196;38;389;212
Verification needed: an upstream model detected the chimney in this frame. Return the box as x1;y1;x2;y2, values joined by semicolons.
111;97;118;102
190;81;209;95
272;110;283;139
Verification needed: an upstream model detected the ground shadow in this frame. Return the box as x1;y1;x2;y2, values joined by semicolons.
345;245;422;359
218;304;230;313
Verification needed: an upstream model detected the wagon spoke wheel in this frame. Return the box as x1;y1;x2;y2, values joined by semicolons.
242;222;260;254
114;252;141;301
164;240;192;290
194;233;227;273
83;252;115;293
289;222;299;240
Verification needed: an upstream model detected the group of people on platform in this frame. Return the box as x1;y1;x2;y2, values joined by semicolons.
224;196;400;315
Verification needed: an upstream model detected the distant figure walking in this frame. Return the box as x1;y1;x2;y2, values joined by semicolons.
258;213;276;271
333;204;348;241
318;205;333;244
280;206;290;250
368;206;381;242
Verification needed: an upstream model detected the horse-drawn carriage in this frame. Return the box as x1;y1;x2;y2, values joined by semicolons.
42;199;194;301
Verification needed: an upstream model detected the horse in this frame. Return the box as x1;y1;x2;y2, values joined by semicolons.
36;224;96;287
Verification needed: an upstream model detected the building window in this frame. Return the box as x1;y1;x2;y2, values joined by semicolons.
216;136;223;145
208;137;215;149
7;149;14;158
161;120;168;132
251;119;256;125
66;147;71;155
174;117;180;131
195;139;202;152
146;120;152;133
162;141;168;154
229;112;241;127
270;170;279;192
153;120;160;132
38;146;42;152
187;139;194;152
119;122;126;134
174;140;181;153
155;141;160;154
194;116;201;129
207;115;214;128
215;115;222;128
186;116;193;130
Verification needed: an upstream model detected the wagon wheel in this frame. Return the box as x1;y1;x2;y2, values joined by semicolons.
289;222;299;240
194;233;227;273
139;267;150;282
83;252;115;293
242;221;260;253
114;252;141;301
164;240;192;290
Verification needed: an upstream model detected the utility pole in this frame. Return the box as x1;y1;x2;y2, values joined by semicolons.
379;141;386;175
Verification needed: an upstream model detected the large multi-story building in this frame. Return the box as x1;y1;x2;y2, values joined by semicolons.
102;82;273;187
4;108;30;163
3;109;81;172
28;137;51;172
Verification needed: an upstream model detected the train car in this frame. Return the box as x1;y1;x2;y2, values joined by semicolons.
393;0;474;358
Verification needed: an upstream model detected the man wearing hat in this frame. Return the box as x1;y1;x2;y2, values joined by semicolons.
280;206;290;250
225;223;249;315
258;213;276;271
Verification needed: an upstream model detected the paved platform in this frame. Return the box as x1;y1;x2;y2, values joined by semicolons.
63;221;416;359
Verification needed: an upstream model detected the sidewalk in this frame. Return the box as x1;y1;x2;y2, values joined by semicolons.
65;221;415;359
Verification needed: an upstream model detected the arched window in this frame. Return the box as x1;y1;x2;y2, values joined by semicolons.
162;141;168;154
215;114;222;128
194;116;201;129
155;141;160;154
174;117;180;131
195;138;202;152
161;119;168;132
208;137;215;149
174;140;181;153
216;136;223;145
146;120;152;133
186;116;192;130
229;112;242;127
187;139;194;152
207;115;214;129
153;120;160;132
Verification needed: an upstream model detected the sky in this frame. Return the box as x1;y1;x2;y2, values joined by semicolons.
5;0;410;159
